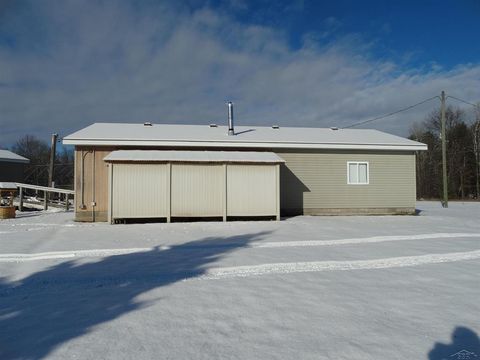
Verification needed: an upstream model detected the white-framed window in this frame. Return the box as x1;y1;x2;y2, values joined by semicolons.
347;161;369;185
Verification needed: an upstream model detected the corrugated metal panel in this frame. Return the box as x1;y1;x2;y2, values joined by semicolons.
171;164;224;217
227;165;277;216
112;164;168;218
276;150;416;211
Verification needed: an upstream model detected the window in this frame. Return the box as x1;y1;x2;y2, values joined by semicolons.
347;162;369;185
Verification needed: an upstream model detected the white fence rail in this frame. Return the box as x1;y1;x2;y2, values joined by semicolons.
15;183;74;211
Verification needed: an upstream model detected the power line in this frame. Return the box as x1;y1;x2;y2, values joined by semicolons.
447;95;480;109
342;96;439;129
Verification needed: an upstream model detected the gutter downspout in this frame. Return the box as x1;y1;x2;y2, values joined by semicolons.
92;150;96;222
80;150;92;210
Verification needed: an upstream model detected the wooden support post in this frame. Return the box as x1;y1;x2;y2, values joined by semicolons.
19;187;23;212
47;133;58;203
65;193;69;211
44;190;48;210
440;91;448;208
108;164;113;224
166;163;171;223
223;164;227;222
48;133;58;188
276;164;281;221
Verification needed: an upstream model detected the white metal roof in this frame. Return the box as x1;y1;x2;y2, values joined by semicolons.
104;150;285;163
63;123;427;151
0;150;29;163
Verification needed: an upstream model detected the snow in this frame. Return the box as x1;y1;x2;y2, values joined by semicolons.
0;182;17;190
0;150;29;164
0;201;479;359
104;150;285;163
63;123;427;151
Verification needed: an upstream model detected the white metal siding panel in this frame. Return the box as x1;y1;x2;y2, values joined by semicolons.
171;164;223;217
227;165;277;216
112;164;168;218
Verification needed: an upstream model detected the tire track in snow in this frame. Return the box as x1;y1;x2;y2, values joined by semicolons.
0;223;92;228
0;248;153;262
255;232;480;248
195;250;480;280
0;233;478;262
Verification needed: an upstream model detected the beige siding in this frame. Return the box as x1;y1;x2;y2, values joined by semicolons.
74;146;417;221
227;164;277;216
276;149;416;213
111;164;168;219
74;147;113;222
171;164;224;217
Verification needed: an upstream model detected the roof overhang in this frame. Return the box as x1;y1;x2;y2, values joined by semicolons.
103;150;286;164
63;139;427;151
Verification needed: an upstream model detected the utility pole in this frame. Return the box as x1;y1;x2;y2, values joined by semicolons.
48;133;58;188
440;91;448;208
45;133;58;210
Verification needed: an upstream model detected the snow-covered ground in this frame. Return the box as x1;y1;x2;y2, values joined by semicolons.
0;201;479;359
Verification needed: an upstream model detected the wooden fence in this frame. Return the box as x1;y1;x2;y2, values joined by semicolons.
15;183;74;211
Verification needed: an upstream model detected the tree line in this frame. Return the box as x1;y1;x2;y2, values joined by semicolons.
409;106;480;200
9;135;74;189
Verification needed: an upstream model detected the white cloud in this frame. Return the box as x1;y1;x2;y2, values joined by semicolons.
0;0;479;146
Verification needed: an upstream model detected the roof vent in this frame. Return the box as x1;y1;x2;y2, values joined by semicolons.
209;124;218;128
144;122;153;126
227;101;234;136
272;125;280;129
330;127;339;130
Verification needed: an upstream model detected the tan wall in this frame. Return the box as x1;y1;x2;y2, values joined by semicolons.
275;149;416;214
74;147;114;222
74;146;417;221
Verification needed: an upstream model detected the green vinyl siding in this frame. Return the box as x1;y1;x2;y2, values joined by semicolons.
275;149;416;213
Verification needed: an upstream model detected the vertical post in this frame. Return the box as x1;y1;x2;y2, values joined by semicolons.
47;133;58;206
108;164;113;223
276;164;280;221
166;163;171;223
223;164;227;222
91;150;96;222
44;190;48;210
441;91;448;208
65;193;69;211
48;133;58;188
19;187;23;212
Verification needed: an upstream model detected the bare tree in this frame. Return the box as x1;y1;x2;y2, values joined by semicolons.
10;135;74;188
410;106;477;200
11;135;50;165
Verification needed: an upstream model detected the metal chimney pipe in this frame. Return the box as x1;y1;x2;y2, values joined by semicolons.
227;101;234;136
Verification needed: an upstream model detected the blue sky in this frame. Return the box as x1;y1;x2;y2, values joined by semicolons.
224;0;480;68
0;0;479;146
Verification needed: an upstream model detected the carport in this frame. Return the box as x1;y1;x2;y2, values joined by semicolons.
103;150;284;223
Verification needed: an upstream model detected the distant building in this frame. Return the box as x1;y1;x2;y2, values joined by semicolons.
0;150;29;182
63;118;427;223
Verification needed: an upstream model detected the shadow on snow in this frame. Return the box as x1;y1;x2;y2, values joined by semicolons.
428;327;480;359
0;231;269;359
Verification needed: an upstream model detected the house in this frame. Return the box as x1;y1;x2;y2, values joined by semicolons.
63;116;427;223
0;150;30;182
